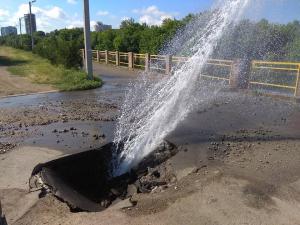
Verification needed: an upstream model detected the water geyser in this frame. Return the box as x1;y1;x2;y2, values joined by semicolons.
113;0;250;176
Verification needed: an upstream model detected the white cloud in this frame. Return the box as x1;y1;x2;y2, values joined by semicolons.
132;5;177;26
90;20;97;31
1;3;111;32
0;8;9;17
67;20;97;31
44;6;67;20
67;0;77;5
121;16;130;21
97;10;109;16
1;4;83;32
6;4;68;31
0;9;10;24
66;20;83;29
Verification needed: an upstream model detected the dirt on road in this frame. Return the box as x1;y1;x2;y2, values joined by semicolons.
0;65;300;225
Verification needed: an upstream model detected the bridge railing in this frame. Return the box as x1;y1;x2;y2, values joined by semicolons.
150;55;168;73
119;52;129;67
82;49;300;98
108;51;117;64
202;59;232;82
134;54;146;69
250;61;300;96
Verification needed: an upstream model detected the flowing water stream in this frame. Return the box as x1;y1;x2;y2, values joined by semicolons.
113;0;250;176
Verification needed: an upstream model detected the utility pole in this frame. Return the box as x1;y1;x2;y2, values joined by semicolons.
83;0;93;80
29;0;36;50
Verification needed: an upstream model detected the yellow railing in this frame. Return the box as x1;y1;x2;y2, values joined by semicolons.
134;53;146;69
172;56;188;63
202;59;232;81
98;51;106;62
119;52;129;67
150;55;168;72
92;50;98;60
85;49;300;97
108;51;116;64
172;57;232;81
251;61;300;96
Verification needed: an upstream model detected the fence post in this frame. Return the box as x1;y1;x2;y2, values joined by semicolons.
115;51;120;66
128;52;134;70
165;55;172;75
96;50;100;62
145;53;150;72
105;50;108;64
229;58;251;89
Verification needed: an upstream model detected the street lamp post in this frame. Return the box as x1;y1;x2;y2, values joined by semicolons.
29;0;36;50
19;17;23;46
83;0;93;80
19;18;22;35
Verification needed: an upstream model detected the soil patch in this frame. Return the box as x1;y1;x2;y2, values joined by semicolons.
0;66;54;97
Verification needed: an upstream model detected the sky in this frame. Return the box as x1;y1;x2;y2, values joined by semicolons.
0;0;299;34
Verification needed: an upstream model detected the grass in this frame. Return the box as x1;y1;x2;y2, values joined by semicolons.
0;46;102;91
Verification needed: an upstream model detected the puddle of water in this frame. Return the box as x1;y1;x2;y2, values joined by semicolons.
0;74;132;108
1;121;115;154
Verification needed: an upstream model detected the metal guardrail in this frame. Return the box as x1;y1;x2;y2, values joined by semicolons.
98;51;106;62
202;59;232;81
150;55;167;72
119;52;129;67
251;61;300;96
134;53;146;69
92;50;98;60
172;57;232;81
83;49;300;97
108;51;116;64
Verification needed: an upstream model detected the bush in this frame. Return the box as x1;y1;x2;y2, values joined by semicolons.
56;70;102;91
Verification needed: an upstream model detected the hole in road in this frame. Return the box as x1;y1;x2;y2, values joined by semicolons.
30;141;178;212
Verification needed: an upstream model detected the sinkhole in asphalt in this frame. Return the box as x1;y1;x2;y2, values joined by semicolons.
29;141;178;212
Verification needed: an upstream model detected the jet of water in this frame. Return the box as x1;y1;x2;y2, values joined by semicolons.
113;0;250;176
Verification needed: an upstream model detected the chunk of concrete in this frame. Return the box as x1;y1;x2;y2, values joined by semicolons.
110;198;133;210
127;184;138;197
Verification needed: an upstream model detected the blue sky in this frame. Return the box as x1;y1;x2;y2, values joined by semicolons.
0;0;299;33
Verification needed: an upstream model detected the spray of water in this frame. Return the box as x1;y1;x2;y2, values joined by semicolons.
113;0;250;176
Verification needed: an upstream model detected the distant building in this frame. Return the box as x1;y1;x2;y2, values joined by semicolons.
94;21;112;32
24;13;37;34
0;26;17;36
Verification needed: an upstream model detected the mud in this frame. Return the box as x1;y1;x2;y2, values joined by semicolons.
0;70;131;153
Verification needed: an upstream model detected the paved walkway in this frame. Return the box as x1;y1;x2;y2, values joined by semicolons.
92;62;140;78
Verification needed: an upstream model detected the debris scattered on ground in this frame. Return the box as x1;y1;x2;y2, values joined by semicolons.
0;142;16;154
0;99;118;154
